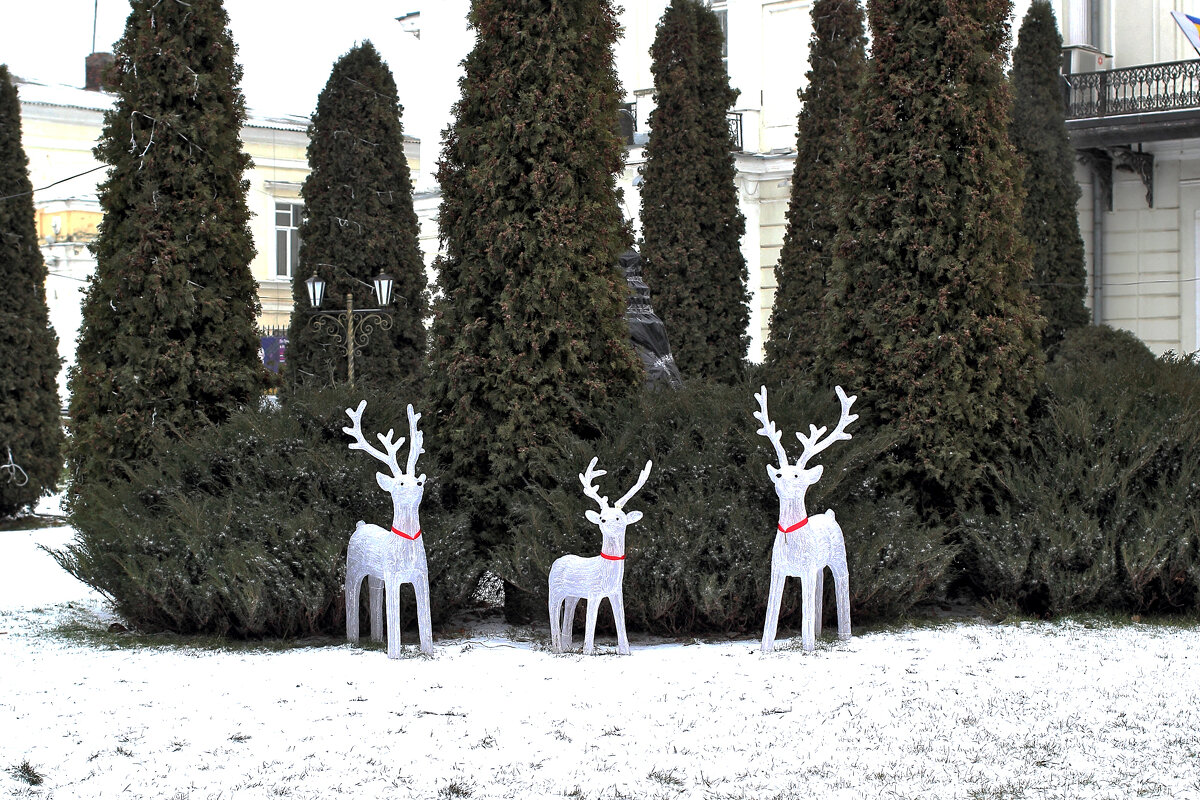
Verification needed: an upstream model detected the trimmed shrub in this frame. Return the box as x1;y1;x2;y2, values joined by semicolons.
0;65;63;516
492;379;955;635
55;385;482;637
821;0;1045;510
966;326;1200;615
286;42;427;390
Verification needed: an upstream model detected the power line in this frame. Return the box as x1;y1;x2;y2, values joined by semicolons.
0;165;109;203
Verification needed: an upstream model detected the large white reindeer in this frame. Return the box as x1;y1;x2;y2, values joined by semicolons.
548;457;653;655
343;400;433;658
754;386;858;653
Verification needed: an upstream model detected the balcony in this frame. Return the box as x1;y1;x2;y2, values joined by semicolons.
1064;59;1200;148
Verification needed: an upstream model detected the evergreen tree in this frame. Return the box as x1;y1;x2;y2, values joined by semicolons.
821;0;1044;507
0;65;63;515
426;0;642;561
68;0;265;490
286;42;427;389
639;0;749;379
764;0;865;376
1011;0;1089;350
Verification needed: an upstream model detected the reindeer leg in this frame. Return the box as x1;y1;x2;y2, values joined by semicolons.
611;592;630;655
761;568;786;653
549;593;563;652
385;577;402;659
814;569;825;638
368;575;384;642
583;598;600;655
414;573;433;654
346;571;362;644
562;597;580;651
800;571;817;652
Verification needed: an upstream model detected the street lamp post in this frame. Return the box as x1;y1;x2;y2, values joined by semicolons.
304;271;395;388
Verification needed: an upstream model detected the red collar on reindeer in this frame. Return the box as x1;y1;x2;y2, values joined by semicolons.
600;552;625;561
391;526;422;540
778;518;809;534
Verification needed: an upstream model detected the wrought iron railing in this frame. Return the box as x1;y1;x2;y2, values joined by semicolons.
1064;59;1200;119
727;111;743;151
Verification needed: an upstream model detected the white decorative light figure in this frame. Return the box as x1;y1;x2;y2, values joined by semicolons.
754;386;859;653
548;457;653;655
343;400;433;657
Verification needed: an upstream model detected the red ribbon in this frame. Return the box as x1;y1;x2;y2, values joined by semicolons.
600;552;625;561
778;518;809;534
391;526;422;540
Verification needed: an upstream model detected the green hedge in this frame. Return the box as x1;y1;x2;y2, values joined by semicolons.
492;379;955;635
54;385;483;637
965;326;1200;615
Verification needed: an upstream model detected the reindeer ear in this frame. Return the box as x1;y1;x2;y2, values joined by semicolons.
810;465;824;481
765;465;779;483
376;472;394;491
626;510;643;524
586;510;602;525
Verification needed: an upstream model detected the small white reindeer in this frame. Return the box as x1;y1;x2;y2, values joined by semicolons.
343;400;433;658
754;386;859;653
548;457;653;655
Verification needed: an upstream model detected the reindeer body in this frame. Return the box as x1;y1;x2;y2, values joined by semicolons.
755;386;857;653
548;458;651;655
343;401;433;657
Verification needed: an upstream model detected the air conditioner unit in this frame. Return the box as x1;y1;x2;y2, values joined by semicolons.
1063;45;1112;74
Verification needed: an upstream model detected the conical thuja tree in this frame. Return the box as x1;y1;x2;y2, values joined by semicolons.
0;65;63;515
821;0;1044;507
764;0;865;377
286;42;427;390
426;0;641;567
68;0;265;490
639;0;748;380
1011;0;1089;350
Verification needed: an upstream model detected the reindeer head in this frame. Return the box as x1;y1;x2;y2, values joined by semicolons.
753;386;858;500
343;400;426;508
579;457;653;539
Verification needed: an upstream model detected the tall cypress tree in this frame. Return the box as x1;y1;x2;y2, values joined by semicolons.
821;0;1044;506
286;42;427;389
426;0;641;562
68;0;265;489
764;0;865;376
639;0;748;380
1011;0;1089;350
0;66;63;515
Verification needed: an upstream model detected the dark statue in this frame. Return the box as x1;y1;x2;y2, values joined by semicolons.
620;249;683;389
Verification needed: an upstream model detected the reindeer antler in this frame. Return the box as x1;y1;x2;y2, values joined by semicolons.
614;460;653;509
405;404;424;475
796;386;859;467
579;457;610;510
753;386;790;468
343;400;404;477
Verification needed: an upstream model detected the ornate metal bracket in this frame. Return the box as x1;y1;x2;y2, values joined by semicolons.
1077;148;1113;212
1077;146;1153;210
1110;146;1154;208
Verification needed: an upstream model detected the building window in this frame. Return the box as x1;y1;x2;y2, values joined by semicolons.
275;202;302;278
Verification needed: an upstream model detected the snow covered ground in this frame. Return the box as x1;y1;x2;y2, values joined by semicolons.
2;522;1199;800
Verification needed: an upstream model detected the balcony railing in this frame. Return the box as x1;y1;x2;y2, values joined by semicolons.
1064;59;1200;119
727;111;743;151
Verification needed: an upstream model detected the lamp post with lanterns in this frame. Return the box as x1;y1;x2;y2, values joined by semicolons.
303;270;395;388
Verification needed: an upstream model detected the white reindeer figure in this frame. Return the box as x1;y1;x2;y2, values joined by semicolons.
548;457;653;655
754;386;859;653
343;400;433;658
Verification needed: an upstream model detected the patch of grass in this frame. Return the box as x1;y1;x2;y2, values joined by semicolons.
9;760;43;786
229;733;251;743
438;781;473;798
648;768;684;787
50;615;350;654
